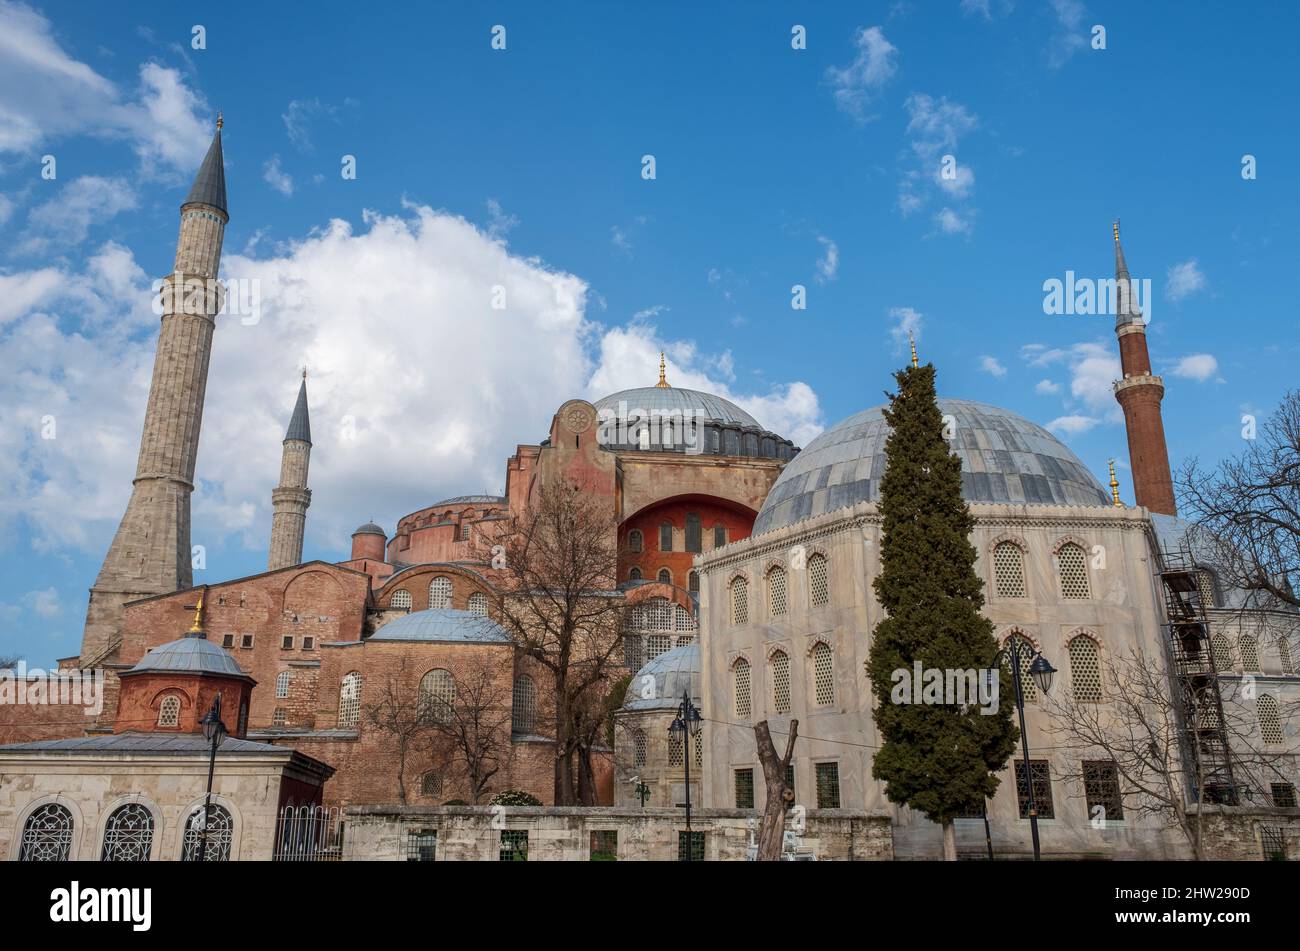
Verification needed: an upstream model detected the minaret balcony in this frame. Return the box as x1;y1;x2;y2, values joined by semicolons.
1114;373;1164;395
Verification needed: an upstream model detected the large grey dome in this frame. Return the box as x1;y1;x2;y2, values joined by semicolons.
596;387;760;427
593;387;796;459
754;398;1110;535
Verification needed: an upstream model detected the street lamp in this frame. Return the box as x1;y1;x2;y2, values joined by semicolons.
990;640;1056;861
668;689;703;861
196;694;228;862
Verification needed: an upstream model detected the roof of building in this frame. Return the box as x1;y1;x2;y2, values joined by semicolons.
427;495;506;508
353;521;386;536
623;643;700;711
368;608;511;644
285;378;311;443
0;732;286;756
596;386;761;429
754;397;1111;535
183;128;226;213
124;633;249;679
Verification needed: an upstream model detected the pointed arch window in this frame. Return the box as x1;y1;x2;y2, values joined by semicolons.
658;568;672;585
812;642;834;706
767;566;788;617
1259;694;1284;746
157;695;181;728
771;650;791;714
1068;635;1102;701
733;658;751;719
1003;635;1039;702
808;553;829;606
101;803;154;862
181;803;233;861
730;577;749;626
688;570;700;594
993;542;1027;599
629;567;642;581
19;803;73;862
428;576;452;609
1240;635;1260;672
1211;634;1233;671
1279;638;1295;676
338;671;362;728
1056;543;1090;599
633;729;648;767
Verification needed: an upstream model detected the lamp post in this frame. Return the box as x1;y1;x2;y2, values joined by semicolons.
668;689;703;861
990;640;1056;861
197;694;228;862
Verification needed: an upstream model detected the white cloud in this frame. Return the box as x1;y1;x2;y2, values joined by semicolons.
263;155;294;196
900;94;978;230
1047;0;1088;69
1046;414;1099;436
814;235;839;283
485;198;519;240
22;587;59;618
961;0;1015;17
611;225;632;257
888;306;922;355
934;207;973;235
905;94;979;161
1034;378;1061;395
826;26;898;121
979;355;1007;377
282;98;339;152
1019;340;1122;421
18;176;137;254
1170;353;1219;382
1166;259;1206;301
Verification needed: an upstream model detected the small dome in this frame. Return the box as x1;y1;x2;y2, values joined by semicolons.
127;635;247;678
353;522;386;536
369;608;511;644
755;398;1110;535
624;643;700;711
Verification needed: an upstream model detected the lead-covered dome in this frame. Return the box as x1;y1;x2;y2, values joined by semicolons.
593;387;797;459
754;398;1110;535
623;643;700;711
127;634;248;678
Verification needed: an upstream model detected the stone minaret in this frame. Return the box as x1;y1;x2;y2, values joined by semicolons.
80;118;229;664
1111;221;1176;516
268;374;313;569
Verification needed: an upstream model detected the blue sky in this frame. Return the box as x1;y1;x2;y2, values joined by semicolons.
2;0;1297;665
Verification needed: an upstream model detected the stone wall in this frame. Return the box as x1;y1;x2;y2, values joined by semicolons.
342;805;893;860
1198;805;1300;860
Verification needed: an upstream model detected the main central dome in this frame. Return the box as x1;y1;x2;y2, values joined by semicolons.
754;398;1110;535
592;385;797;459
594;386;761;428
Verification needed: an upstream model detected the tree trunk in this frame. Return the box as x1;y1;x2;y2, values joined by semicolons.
942;821;957;861
577;746;597;805
754;719;798;861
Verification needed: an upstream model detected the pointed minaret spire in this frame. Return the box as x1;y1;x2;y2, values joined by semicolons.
184;119;227;214
1108;459;1121;507
909;331;919;368
655;351;670;388
1111;222;1176;516
269;375;313;570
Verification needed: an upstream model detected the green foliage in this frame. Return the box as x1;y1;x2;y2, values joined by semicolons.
865;362;1018;825
489;789;542;807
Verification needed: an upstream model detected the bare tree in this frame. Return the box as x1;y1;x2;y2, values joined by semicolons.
425;660;516;805
478;481;628;804
0;657;19;670
1044;646;1297;859
363;658;432;805
1178;391;1300;610
754;719;798;861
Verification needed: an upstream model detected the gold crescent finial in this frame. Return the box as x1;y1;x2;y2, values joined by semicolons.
1109;458;1121;506
655;352;670;388
908;331;919;369
216;111;223;132
189;593;206;633
1112;219;1120;244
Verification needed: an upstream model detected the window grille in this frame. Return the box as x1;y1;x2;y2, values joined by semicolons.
1271;783;1297;808
1212;634;1233;671
428;576;452;609
1240;635;1260;672
646;634;671;661
1083;760;1124;821
407;830;437;862
499;830;528;861
809;554;829;606
685;513;702;553
421;772;443;796
512;675;537;733
660;523;673;552
468;592;488;616
273;707;286;726
590;830;618;861
735;769;755;809
101;803;154;861
688;570;700;594
276;671;291;699
646;598;672;630
768;567;788;617
1013;760;1054;819
633;729;647;767
1056;543;1090;599
419;669;456;724
993;542;1027;598
181;804;233;861
812;642;834;706
1279;638;1296;675
390;589;412;609
338;671;362;728
815;762;841;809
1260;827;1287;861
731;577;749;625
18;804;73;862
734;658;751;718
1259;694;1284;745
1195;569;1218;608
658;568;671;585
1068;636;1102;701
675;604;696;631
158;696;181;727
1003;635;1038;701
772;650;791;714
669;732;684;766
677;831;705;861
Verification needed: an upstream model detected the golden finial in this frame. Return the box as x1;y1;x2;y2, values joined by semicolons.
216;111;223;132
1109;458;1121;507
908;331;919;369
655;351;670;388
1112;219;1120;245
188;592;206;633
302;366;307;381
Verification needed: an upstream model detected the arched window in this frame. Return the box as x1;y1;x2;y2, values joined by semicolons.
659;522;673;552
1240;635;1260;672
694;730;703;769
181;803;233;861
628;530;643;553
273;708;286;726
1259;694;1284;745
733;658;751;718
1211;634;1233;671
632;729;647;767
657;568;672;585
674;603;696;633
629;567;642;581
808;553;829;607
428;576;452;609
669;731;684;766
468;592;489;616
512;675;537;733
685;513;702;553
688;570;700;594
421;772;443;797
1195;569;1218;608
812;642;834;706
338;671;362;728
771;651;791;714
1068;635;1102;701
276;671;291;699
101;803;154;862
1003;635;1038;701
714;523;726;548
157;695;181;727
419;669;456;724
767;566;788;617
1279;638;1295;676
730;577;749;626
391;589;412;610
993;542;1027;599
19;803;73;861
1056;543;1090;599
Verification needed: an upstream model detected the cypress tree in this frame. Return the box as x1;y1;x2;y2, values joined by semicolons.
865;360;1017;858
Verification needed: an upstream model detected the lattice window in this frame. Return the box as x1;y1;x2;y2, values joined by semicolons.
1003;635;1038;701
629;567;642;581
733;658;751;718
1240;635;1261;672
714;524;726;548
428;576;452;609
273;707;286;726
1056;543;1090;599
390;588;412;609
1083;760;1124;822
731;577;749;626
421;772;443;796
499;830;528;861
688;570;700;594
1196;569;1218;608
812;642;834;706
407;830;438;861
18;803;73;862
1068;636;1102;701
668;732;684;766
677;831;705;861
1272;783;1297;808
660;522;673;552
512;675;537;733
590;830;618;861
657;568;672;585
767;566;788;617
101;803;154;861
338;671;362;728
694;731;703;769
419;669;456;724
181;804;233;862
158;695;181;727
646;633;671;661
646;597;673;630
675;604;696;632
815;762;841;809
1280;638;1296;675
468;592;488;616
276;671;291;699
1259;694;1284;745
685;513;702;553
993;542;1027;598
809;553;829;606
628;530;643;553
623;634;643;669
1212;634;1233;671
1261;827;1288;861
633;729;647;767
771;650;791;714
1013;760;1054;819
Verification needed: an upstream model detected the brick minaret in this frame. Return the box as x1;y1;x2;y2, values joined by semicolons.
1111;221;1176;516
80;118;229;664
268;374;312;569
